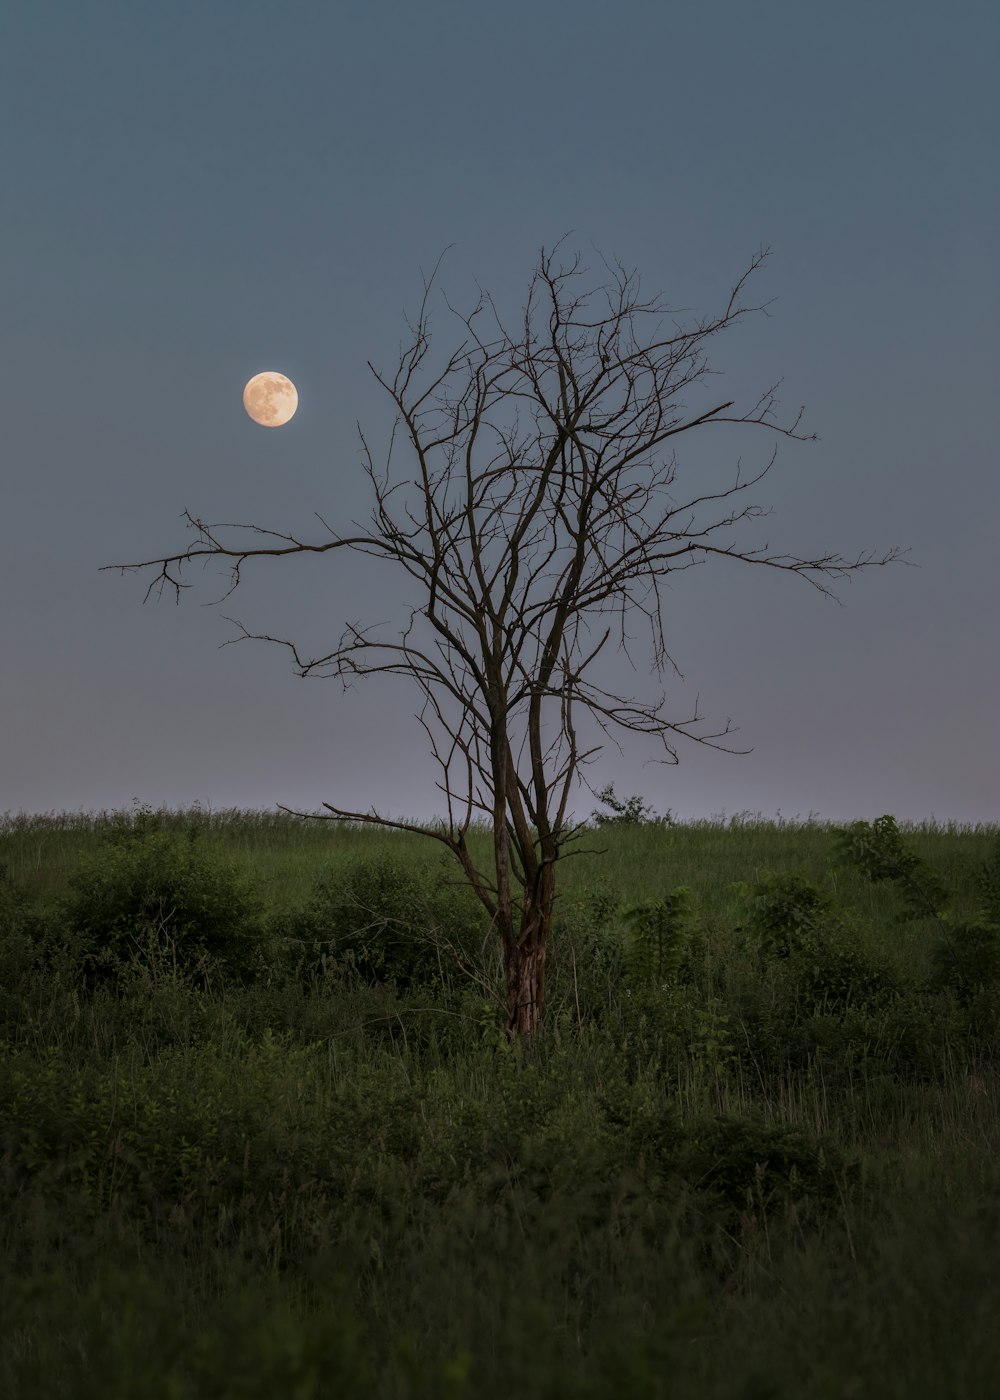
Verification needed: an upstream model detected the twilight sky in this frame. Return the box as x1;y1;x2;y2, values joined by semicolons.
2;1;996;830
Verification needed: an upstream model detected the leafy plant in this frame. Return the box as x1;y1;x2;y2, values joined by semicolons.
546;878;624;1029
832;815;1000;1004
0;864;39;989
730;867;898;1015
286;855;487;994
620;887;694;991
972;834;1000;925
673;1113;860;1229
831;815;952;925
730;868;844;960
589;784;673;829
924;918;1000;1005
57;803;271;991
684;998;737;1074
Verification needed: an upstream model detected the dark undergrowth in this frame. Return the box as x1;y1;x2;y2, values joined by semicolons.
1;803;999;1398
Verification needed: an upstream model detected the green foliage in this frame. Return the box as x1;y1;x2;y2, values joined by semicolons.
283;853;490;994
55;802;272;991
673;1114;859;1230
595;1083;856;1230
0;863;35;978
2;1261;376;1400
729;867;900;1018
620;887;694;991
3;807;1000;1398
831;814;952;925
589;877;623;927
0;862;71;985
589;783;673;829
925;917;1000;1006
684;999;737;1074
833;815;1000;1004
972;834;1000;925
546;877;624;1029
730;868;843;960
797;942;900;1016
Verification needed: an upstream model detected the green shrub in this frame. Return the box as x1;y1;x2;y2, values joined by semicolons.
620;887;695;992
831;814;952;925
56;804;271;991
0;866;42;1007
833;816;1000;1003
597;1087;858;1230
545;878;624;1029
790;938;900;1016
589;783;673;828
0;863;60;953
673;1113;860;1230
731;867;899;1015
926;917;1000;1006
730;868;843;961
872;989;966;1080
284;854;490;995
972;834;1000;925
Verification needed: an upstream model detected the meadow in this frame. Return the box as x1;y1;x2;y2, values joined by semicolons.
1;800;999;1399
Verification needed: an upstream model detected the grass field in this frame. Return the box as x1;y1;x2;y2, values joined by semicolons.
2;803;998;1398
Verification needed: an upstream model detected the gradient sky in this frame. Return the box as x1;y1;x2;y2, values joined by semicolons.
2;0;996;830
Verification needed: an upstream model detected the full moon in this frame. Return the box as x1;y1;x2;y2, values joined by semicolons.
242;371;298;427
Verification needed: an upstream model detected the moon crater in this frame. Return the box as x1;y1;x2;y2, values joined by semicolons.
243;371;298;427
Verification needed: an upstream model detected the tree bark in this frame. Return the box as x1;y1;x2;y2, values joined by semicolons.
505;919;549;1038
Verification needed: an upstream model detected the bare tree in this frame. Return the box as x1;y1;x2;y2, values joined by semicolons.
104;238;912;1038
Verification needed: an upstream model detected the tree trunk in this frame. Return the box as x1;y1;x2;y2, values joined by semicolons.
504;917;549;1038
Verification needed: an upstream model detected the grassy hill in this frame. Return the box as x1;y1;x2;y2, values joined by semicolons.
1;803;998;1398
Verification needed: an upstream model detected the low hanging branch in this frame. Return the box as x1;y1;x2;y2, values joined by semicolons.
104;237;913;1037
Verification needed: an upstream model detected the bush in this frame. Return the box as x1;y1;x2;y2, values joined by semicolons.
545;878;625;1029
589;783;674;829
784;935;899;1017
731;868;899;1015
672;1113;861;1230
926;917;1000;1006
730;868;843;961
56;804;272;991
620;887;696;993
597;1088;859;1231
833;816;1000;1003
0;864;83;989
282;853;491;995
0;864;39;992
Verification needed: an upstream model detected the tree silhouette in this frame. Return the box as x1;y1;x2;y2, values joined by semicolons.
104;238;912;1038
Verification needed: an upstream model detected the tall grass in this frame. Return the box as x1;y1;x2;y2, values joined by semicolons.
1;803;999;1398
